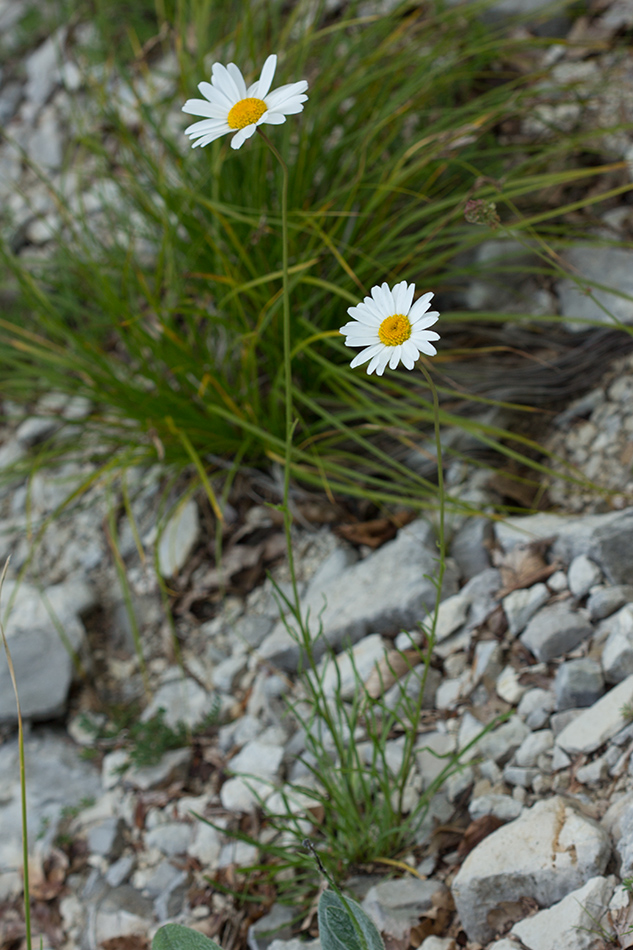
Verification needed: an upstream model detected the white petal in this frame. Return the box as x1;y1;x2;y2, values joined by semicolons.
394;281;415;314
372;282;395;314
401;340;419;368
350;343;383;368
389;346;403;370
262;112;286;125
183;98;227;119
191;127;229;148
411;329;440;347
417;340;438;356
198;81;233;110
230;128;248;149
410;311;439;331
409;292;434;319
345;333;380;346
212;63;241;102
370;349;391;376
274;100;305;115
360;296;384;320
226;63;247;99
347;304;381;326
265;84;309;111
184;118;226;136
255;54;277;99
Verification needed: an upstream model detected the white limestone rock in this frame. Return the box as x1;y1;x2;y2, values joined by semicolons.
451;796;611;943
511;875;616;950
556;674;633;754
502;583;549;636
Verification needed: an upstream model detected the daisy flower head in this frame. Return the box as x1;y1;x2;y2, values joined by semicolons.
182;54;308;151
340;281;440;376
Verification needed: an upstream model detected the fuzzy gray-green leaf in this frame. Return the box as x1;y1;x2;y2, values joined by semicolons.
152;923;224;950
318;890;385;950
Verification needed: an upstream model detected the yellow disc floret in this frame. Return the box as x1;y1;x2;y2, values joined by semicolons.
227;97;267;129
378;314;412;346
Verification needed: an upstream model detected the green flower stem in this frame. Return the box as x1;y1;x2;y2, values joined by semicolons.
257;128;301;618
396;359;446;820
0;559;32;950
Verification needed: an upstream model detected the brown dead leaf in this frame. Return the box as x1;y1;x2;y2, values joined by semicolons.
100;937;149;950
335;511;416;549
364;649;420;700
29;848;69;901
456;815;505;861
493;538;559;597
486;897;539;936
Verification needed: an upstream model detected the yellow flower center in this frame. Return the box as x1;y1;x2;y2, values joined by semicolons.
378;314;412;346
227;97;267;130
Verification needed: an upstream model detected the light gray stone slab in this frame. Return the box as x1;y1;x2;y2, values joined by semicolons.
558;244;633;330
451;796;611;944
469;794;523;822
556;674;633;754
362;878;449;941
511;875;616;950
158;499;200;578
602;605;633;684
521;603;592;662
567;555;602;598
587;585;633;621
555;658;604;710
503;583;550;636
259;520;456;671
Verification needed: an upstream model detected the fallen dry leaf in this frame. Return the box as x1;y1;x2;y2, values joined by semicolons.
28;848;69;901
493;538;559;597
335;511;416;549
364;649;420;700
456;815;505;861
486;897;539;936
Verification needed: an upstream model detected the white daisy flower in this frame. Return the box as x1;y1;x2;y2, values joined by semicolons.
340;281;440;376
182;53;308;151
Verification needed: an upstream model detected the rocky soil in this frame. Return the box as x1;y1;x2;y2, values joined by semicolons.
4;1;633;950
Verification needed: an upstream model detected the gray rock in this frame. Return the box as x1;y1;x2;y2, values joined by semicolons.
0;577;95;722
220;740;285;812
588;509;633;585
27;105;63;171
144;822;194;856
312;634;386;701
218;839;258;868
362;878;449;941
502;765;539;788
141;676;212;731
576;756;609;787
517;687;556;730
520;603;592;662
105;854;136;888
449;517;492;580
232;614;274;649
382;664;440;711
451;796;611;944
94;885;153;944
496;665;527;704
86;818;126;859
189;822;222;868
0;730;100;886
567;555;602;599
158;499;200;577
212;654;248;693
514;729;554;767
556;673;633;754
587;585;633;621
558;245;633;330
511;875;616;950
502;583;550;636
125;747;192;790
604;792;633;877
602;605;633;684
139;859;184;898
550;708;584;736
416;731;456;788
555;658;605;710
459;711;530;765
248;904;295;950
268;940;320;950
259;520;458;671
469;794;523;822
24;28;66;108
154;867;188;921
15;415;60;447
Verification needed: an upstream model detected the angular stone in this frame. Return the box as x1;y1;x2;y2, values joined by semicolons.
555;658;604;710
145;822;194;856
0;577;95;722
567;555;602;599
141;676;212;731
458;711;530;765
94;885;153;944
602;605;633;684
451;796;611;943
312;634;387;701
449;517;492;580
517;687;555;730
511;875;616;950
588;510;633;585
558;245;633;330
496;665;527;704
556;674;633;754
502;583;549;636
416;731;456;788
514;730;554;767
86;818;126;859
587;585;633;621
469;794;523;822
521;603;592;662
259;520;457;671
158;499;200;577
503;765;538;788
362;878;449;941
189;822;222;868
126;747;192;791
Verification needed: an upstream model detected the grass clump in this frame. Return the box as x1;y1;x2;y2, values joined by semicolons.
2;0;629;515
